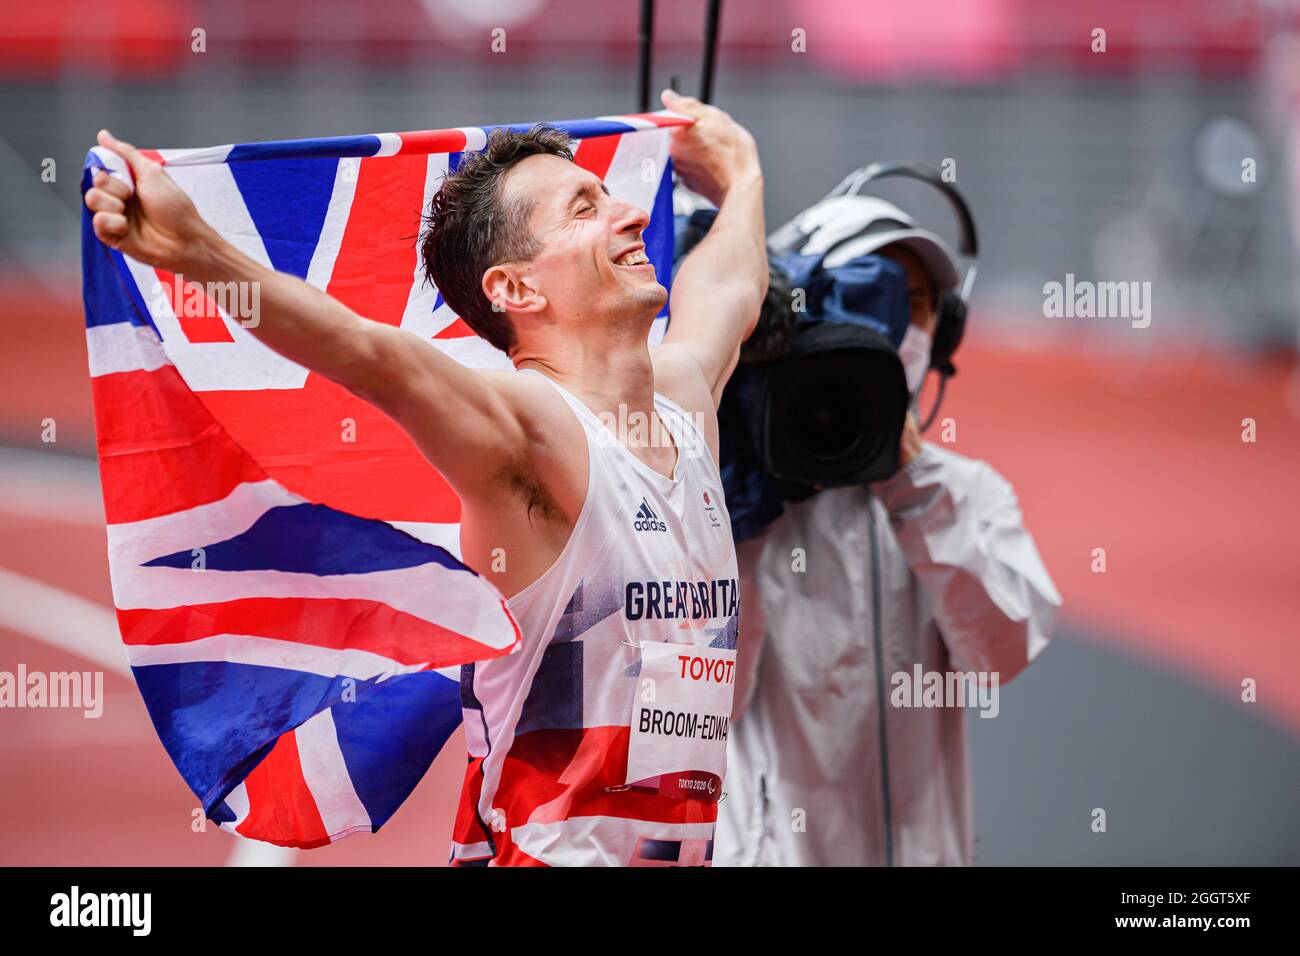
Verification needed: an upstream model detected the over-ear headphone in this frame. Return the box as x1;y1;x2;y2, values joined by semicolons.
826;162;977;371
819;162;979;430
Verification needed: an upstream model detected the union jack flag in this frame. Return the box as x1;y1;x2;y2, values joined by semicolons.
79;110;689;848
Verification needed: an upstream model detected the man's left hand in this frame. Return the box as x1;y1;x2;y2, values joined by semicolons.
661;88;761;207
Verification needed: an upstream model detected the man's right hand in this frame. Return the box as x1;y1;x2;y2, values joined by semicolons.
84;129;211;272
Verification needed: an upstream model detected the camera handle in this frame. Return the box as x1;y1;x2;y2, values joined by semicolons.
637;0;724;112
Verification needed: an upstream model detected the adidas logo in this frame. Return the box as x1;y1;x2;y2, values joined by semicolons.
632;497;668;533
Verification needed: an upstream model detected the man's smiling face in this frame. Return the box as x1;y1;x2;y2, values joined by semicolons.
495;153;667;337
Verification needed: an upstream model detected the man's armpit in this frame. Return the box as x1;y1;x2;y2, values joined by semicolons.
491;452;566;526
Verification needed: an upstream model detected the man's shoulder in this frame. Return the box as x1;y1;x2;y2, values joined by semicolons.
478;368;573;433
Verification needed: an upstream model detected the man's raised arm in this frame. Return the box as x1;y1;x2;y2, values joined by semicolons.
83;130;526;497
655;89;768;405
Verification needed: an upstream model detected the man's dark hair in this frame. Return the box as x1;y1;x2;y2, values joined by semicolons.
419;125;574;354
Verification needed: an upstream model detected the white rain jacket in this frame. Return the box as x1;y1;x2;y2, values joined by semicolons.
716;441;1062;866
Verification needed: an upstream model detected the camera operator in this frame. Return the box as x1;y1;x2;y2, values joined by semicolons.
715;202;1062;867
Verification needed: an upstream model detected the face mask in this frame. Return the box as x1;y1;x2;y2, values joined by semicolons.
898;323;932;395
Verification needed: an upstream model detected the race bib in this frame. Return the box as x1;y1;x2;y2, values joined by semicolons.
625;642;737;801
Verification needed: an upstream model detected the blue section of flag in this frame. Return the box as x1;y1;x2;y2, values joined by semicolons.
226;134;384;164
81;154;157;331
82;215;146;329
231;158;339;279
649;157;676;318
494;118;637;140
333;670;462;827
132;660;345;808
143;502;464;575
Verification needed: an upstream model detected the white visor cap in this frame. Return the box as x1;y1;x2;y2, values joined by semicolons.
787;195;961;293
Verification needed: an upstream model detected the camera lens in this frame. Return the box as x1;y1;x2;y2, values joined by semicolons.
763;337;907;486
786;376;866;463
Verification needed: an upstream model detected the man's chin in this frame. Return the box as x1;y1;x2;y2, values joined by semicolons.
611;281;667;317
637;279;669;312
638;296;669;326
577;282;667;332
648;284;669;312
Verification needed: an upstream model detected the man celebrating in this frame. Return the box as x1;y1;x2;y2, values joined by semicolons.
84;88;767;866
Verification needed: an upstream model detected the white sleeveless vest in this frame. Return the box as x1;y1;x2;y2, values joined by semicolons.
450;368;739;867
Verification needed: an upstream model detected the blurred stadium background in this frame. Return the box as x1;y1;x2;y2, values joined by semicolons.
1;0;1297;865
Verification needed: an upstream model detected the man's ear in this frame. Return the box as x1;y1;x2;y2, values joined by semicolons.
483;263;546;316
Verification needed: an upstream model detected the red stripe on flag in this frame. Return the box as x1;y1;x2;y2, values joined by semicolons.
623;112;694;130
199;375;463;523
326;153;427;327
155;268;235;343
117;596;512;669
92;366;266;524
237;731;332;849
433;317;474;339
139;149;165;165
573;133;621;180
396;129;471;156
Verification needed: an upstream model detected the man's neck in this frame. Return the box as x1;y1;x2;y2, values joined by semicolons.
515;331;657;419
